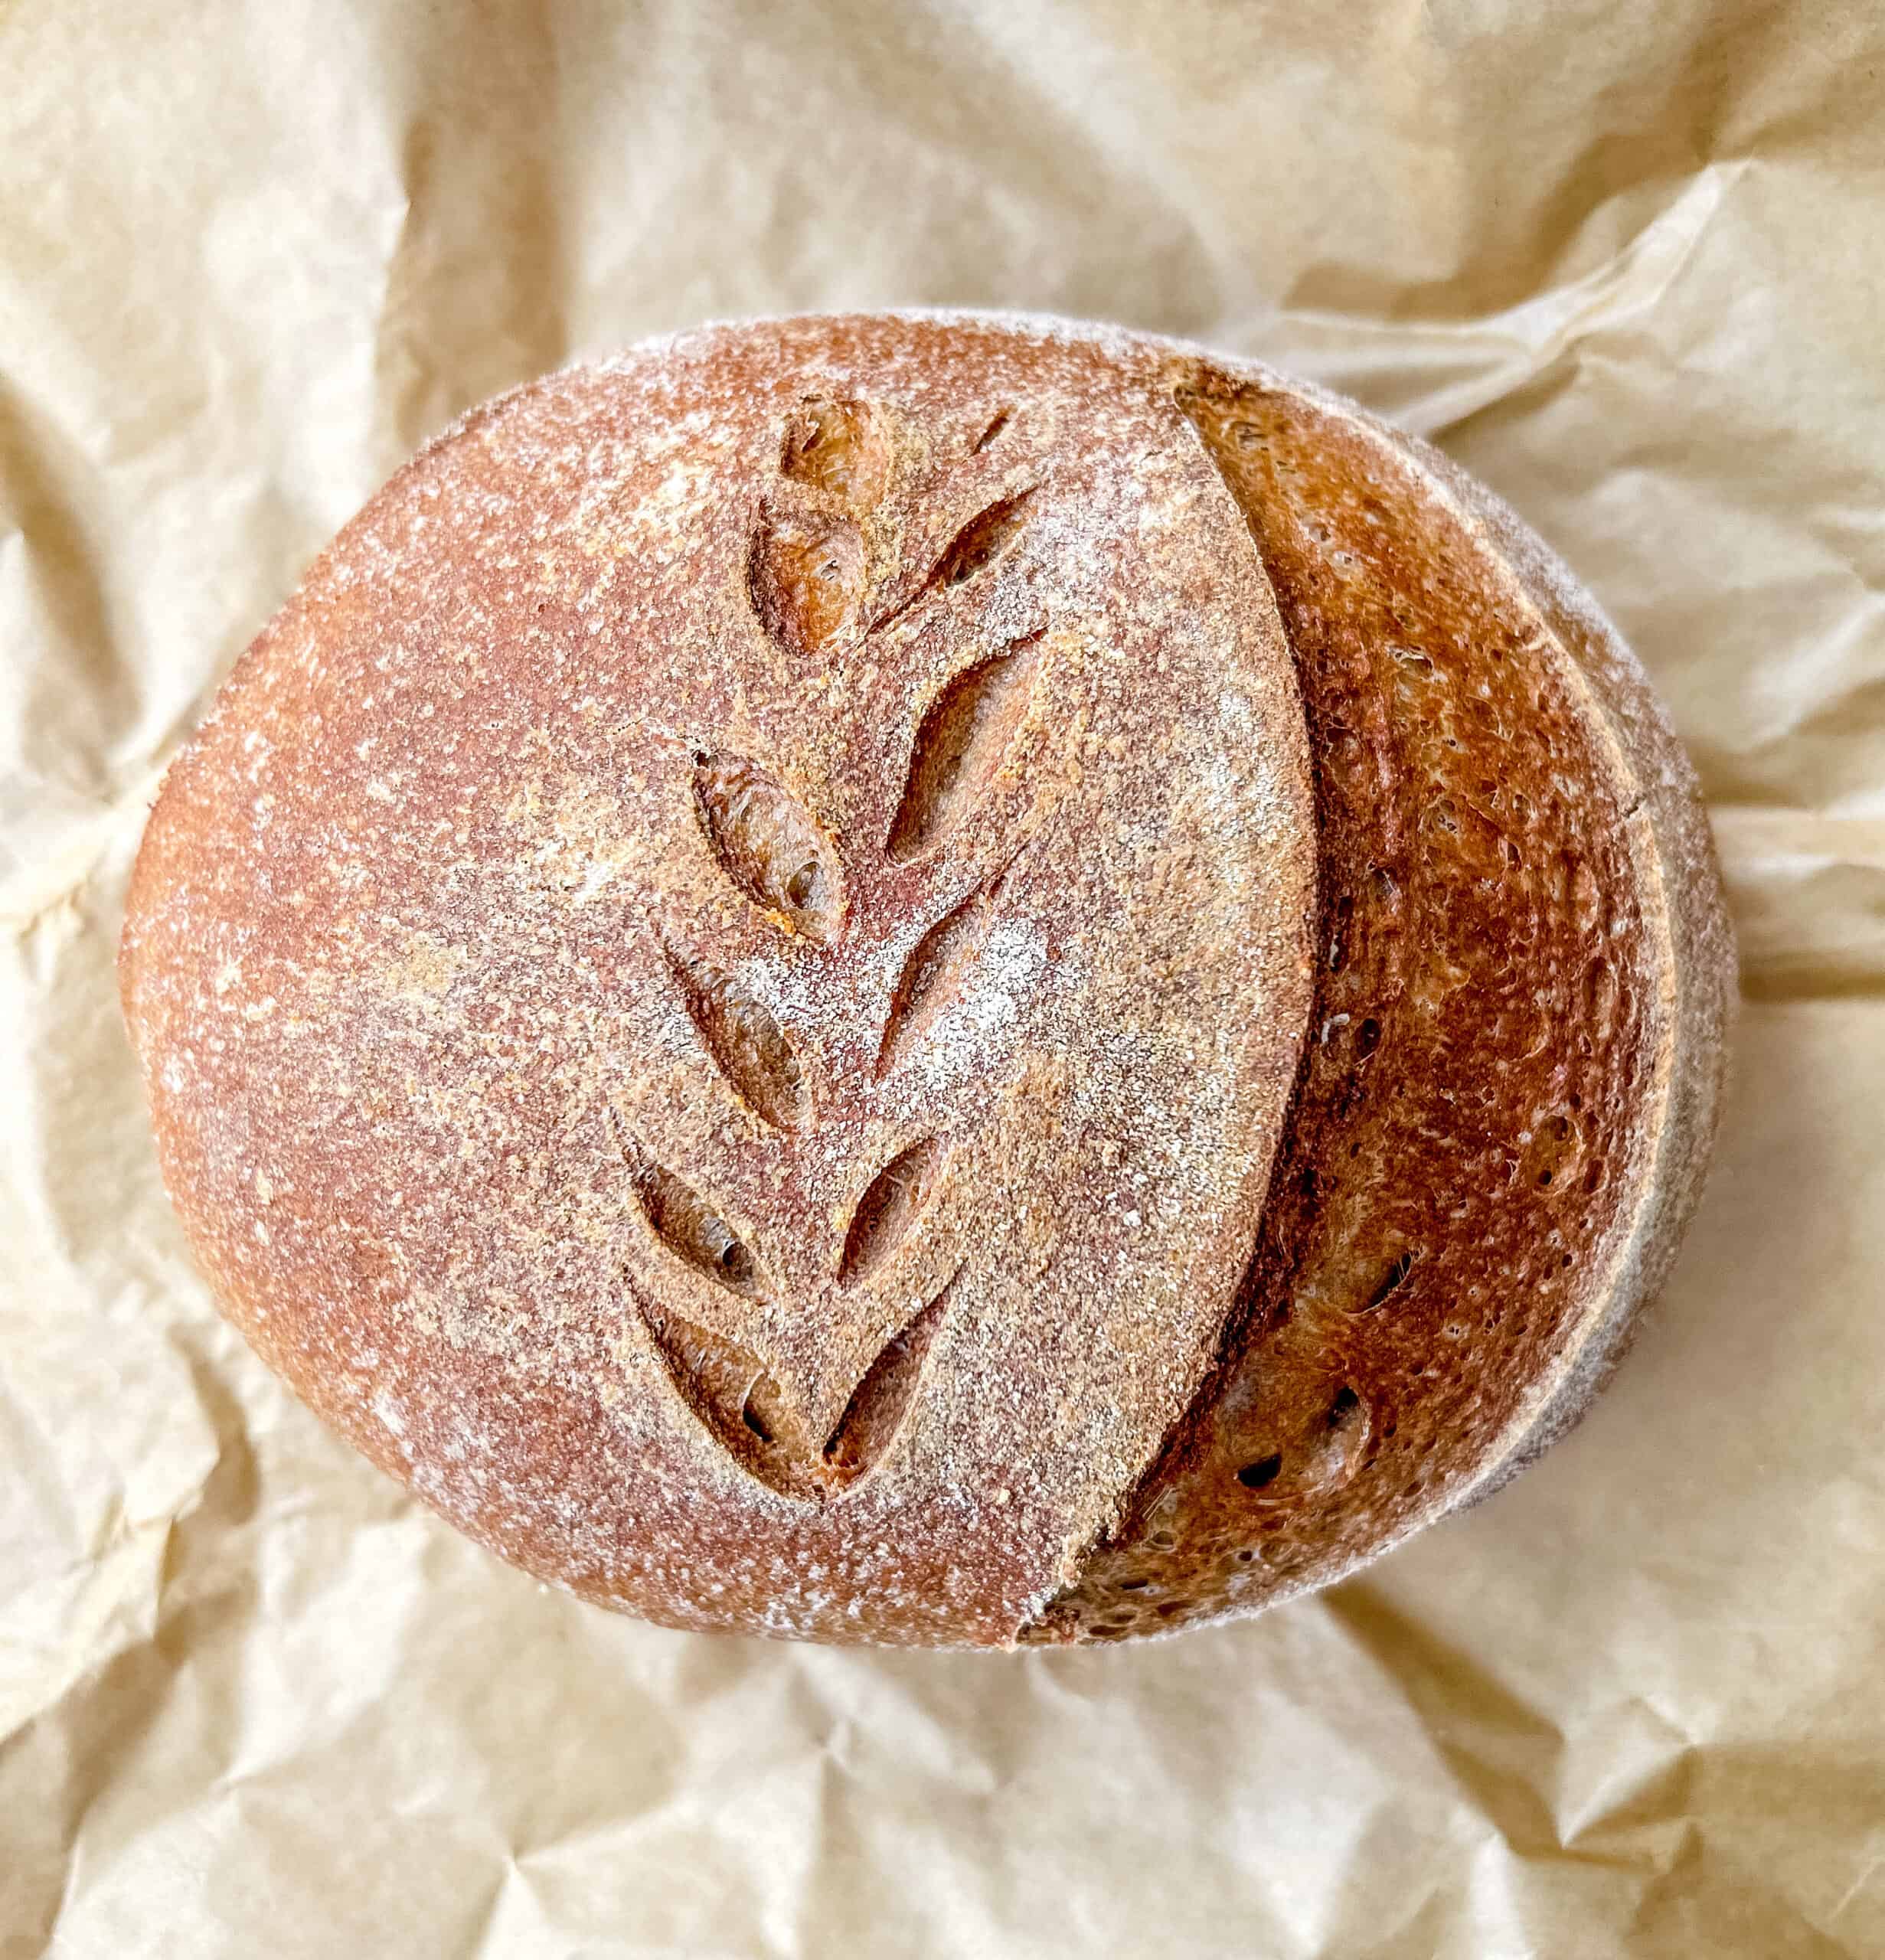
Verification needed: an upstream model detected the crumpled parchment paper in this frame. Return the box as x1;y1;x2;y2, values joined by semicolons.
4;2;1883;1954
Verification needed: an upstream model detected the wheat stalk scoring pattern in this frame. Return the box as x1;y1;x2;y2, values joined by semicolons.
617;398;1044;1502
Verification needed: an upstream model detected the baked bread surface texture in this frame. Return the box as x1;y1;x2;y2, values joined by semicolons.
119;313;1731;1647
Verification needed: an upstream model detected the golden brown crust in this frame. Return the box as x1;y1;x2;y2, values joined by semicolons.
119;314;1731;1647
1027;357;1733;1642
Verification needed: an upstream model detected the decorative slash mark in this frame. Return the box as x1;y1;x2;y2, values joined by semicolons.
779;397;889;508
629;1156;766;1296
630;1262;961;1501
692;750;842;943
665;946;809;1131
876;864;1015;1078
929;488;1036;589
631;1282;812;1498
867;485;1040;635
887;635;1042;862
625;402;1053;1500
748;505;864;655
838;1135;947;1284
822;1269;961;1488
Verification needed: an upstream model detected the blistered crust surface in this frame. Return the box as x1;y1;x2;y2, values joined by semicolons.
119;316;1317;1647
1029;368;1719;1642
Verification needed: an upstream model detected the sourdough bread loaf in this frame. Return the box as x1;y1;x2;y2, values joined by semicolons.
119;313;1733;1647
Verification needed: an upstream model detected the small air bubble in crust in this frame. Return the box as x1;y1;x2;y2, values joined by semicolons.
1361;1252;1415;1312
1237;1454;1283;1490
1526;1110;1583;1195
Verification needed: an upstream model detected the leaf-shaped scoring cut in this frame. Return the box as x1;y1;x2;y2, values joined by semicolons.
667;948;809;1130
822;1269;960;1487
629;1157;766;1297
748;505;864;657
630;1284;822;1501
886;635;1042;863
780;398;889;509
876;871;1009;1079
838;1135;946;1285
692;751;842;944
929;488;1034;588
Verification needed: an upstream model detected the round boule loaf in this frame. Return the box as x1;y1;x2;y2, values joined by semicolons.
119;312;1733;1647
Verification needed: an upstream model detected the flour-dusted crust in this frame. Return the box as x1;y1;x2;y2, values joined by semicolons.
119;315;1732;1647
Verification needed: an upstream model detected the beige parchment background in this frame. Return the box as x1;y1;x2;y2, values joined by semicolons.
3;2;1883;1954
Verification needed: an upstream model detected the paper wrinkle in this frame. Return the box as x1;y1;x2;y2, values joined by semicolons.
1748;599;1885;765
1322;1586;1570;1847
1718;811;1885;1001
5;1;1884;1952
0;769;161;929
1357;164;1749;443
